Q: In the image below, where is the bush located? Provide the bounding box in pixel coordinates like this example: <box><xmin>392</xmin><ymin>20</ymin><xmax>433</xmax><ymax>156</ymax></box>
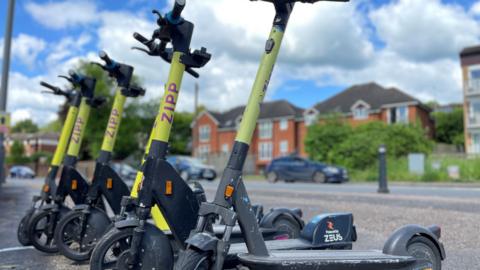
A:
<box><xmin>306</xmin><ymin>120</ymin><xmax>434</xmax><ymax>170</ymax></box>
<box><xmin>7</xmin><ymin>140</ymin><xmax>30</xmax><ymax>165</ymax></box>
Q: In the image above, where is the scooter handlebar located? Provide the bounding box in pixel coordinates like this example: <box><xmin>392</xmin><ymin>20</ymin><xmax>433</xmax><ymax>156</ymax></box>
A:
<box><xmin>99</xmin><ymin>50</ymin><xmax>114</xmax><ymax>67</ymax></box>
<box><xmin>170</xmin><ymin>0</ymin><xmax>186</xmax><ymax>21</ymax></box>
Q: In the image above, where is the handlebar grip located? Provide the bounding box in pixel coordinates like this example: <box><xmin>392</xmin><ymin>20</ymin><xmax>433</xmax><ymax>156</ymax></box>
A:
<box><xmin>99</xmin><ymin>51</ymin><xmax>114</xmax><ymax>66</ymax></box>
<box><xmin>68</xmin><ymin>70</ymin><xmax>81</xmax><ymax>82</ymax></box>
<box><xmin>40</xmin><ymin>81</ymin><xmax>56</xmax><ymax>90</ymax></box>
<box><xmin>171</xmin><ymin>0</ymin><xmax>186</xmax><ymax>21</ymax></box>
<box><xmin>133</xmin><ymin>32</ymin><xmax>149</xmax><ymax>44</ymax></box>
<box><xmin>186</xmin><ymin>67</ymin><xmax>199</xmax><ymax>78</ymax></box>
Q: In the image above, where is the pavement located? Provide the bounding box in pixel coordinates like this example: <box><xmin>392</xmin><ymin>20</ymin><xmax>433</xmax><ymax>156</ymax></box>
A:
<box><xmin>1</xmin><ymin>178</ymin><xmax>479</xmax><ymax>269</ymax></box>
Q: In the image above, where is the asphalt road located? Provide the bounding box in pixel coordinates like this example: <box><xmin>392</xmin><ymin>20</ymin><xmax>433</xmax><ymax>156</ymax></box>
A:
<box><xmin>1</xmin><ymin>178</ymin><xmax>479</xmax><ymax>269</ymax></box>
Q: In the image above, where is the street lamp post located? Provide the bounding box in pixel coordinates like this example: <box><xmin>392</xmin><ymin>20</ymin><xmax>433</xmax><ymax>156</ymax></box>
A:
<box><xmin>0</xmin><ymin>0</ymin><xmax>16</xmax><ymax>183</ymax></box>
<box><xmin>377</xmin><ymin>144</ymin><xmax>389</xmax><ymax>194</ymax></box>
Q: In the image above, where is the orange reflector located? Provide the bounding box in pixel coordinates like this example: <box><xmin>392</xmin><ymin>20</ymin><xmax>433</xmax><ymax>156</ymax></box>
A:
<box><xmin>224</xmin><ymin>185</ymin><xmax>234</xmax><ymax>198</ymax></box>
<box><xmin>106</xmin><ymin>178</ymin><xmax>113</xmax><ymax>189</ymax></box>
<box><xmin>71</xmin><ymin>179</ymin><xmax>78</xmax><ymax>190</ymax></box>
<box><xmin>43</xmin><ymin>184</ymin><xmax>49</xmax><ymax>192</ymax></box>
<box><xmin>165</xmin><ymin>180</ymin><xmax>173</xmax><ymax>195</ymax></box>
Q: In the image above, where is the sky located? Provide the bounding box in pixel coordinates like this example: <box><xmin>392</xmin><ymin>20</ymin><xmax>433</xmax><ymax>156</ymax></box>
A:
<box><xmin>0</xmin><ymin>0</ymin><xmax>480</xmax><ymax>126</ymax></box>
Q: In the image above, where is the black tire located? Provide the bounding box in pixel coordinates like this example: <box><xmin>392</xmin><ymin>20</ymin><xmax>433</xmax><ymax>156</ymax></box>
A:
<box><xmin>28</xmin><ymin>210</ymin><xmax>59</xmax><ymax>253</ymax></box>
<box><xmin>90</xmin><ymin>227</ymin><xmax>133</xmax><ymax>270</ymax></box>
<box><xmin>272</xmin><ymin>217</ymin><xmax>301</xmax><ymax>240</ymax></box>
<box><xmin>313</xmin><ymin>171</ymin><xmax>326</xmax><ymax>183</ymax></box>
<box><xmin>17</xmin><ymin>214</ymin><xmax>32</xmax><ymax>246</ymax></box>
<box><xmin>407</xmin><ymin>236</ymin><xmax>442</xmax><ymax>270</ymax></box>
<box><xmin>174</xmin><ymin>248</ymin><xmax>211</xmax><ymax>270</ymax></box>
<box><xmin>266</xmin><ymin>172</ymin><xmax>278</xmax><ymax>183</ymax></box>
<box><xmin>54</xmin><ymin>210</ymin><xmax>98</xmax><ymax>261</ymax></box>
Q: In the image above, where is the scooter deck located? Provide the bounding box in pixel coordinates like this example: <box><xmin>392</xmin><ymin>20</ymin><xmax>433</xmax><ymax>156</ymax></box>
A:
<box><xmin>229</xmin><ymin>238</ymin><xmax>350</xmax><ymax>254</ymax></box>
<box><xmin>237</xmin><ymin>250</ymin><xmax>416</xmax><ymax>270</ymax></box>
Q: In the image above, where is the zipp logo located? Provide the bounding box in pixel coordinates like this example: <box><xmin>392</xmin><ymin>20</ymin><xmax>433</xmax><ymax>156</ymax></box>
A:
<box><xmin>71</xmin><ymin>117</ymin><xmax>85</xmax><ymax>144</ymax></box>
<box><xmin>105</xmin><ymin>108</ymin><xmax>120</xmax><ymax>138</ymax></box>
<box><xmin>161</xmin><ymin>83</ymin><xmax>178</xmax><ymax>124</ymax></box>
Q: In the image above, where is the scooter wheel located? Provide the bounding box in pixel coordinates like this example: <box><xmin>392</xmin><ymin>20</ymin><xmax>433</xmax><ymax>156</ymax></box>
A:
<box><xmin>272</xmin><ymin>217</ymin><xmax>301</xmax><ymax>239</ymax></box>
<box><xmin>54</xmin><ymin>210</ymin><xmax>99</xmax><ymax>261</ymax></box>
<box><xmin>174</xmin><ymin>248</ymin><xmax>211</xmax><ymax>270</ymax></box>
<box><xmin>407</xmin><ymin>236</ymin><xmax>442</xmax><ymax>270</ymax></box>
<box><xmin>28</xmin><ymin>210</ymin><xmax>59</xmax><ymax>253</ymax></box>
<box><xmin>90</xmin><ymin>227</ymin><xmax>133</xmax><ymax>270</ymax></box>
<box><xmin>17</xmin><ymin>214</ymin><xmax>32</xmax><ymax>246</ymax></box>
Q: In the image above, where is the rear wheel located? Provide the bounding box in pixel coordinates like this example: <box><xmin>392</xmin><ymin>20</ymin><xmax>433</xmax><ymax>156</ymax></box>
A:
<box><xmin>313</xmin><ymin>171</ymin><xmax>326</xmax><ymax>183</ymax></box>
<box><xmin>90</xmin><ymin>227</ymin><xmax>133</xmax><ymax>270</ymax></box>
<box><xmin>17</xmin><ymin>214</ymin><xmax>32</xmax><ymax>246</ymax></box>
<box><xmin>407</xmin><ymin>236</ymin><xmax>442</xmax><ymax>270</ymax></box>
<box><xmin>272</xmin><ymin>217</ymin><xmax>301</xmax><ymax>240</ymax></box>
<box><xmin>174</xmin><ymin>248</ymin><xmax>211</xmax><ymax>270</ymax></box>
<box><xmin>267</xmin><ymin>172</ymin><xmax>278</xmax><ymax>183</ymax></box>
<box><xmin>28</xmin><ymin>210</ymin><xmax>58</xmax><ymax>253</ymax></box>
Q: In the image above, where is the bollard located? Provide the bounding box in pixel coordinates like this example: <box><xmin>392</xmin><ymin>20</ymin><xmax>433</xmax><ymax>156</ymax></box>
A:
<box><xmin>377</xmin><ymin>144</ymin><xmax>389</xmax><ymax>194</ymax></box>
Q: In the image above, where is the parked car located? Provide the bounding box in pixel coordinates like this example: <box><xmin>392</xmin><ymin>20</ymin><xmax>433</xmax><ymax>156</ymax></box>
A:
<box><xmin>9</xmin><ymin>166</ymin><xmax>35</xmax><ymax>179</ymax></box>
<box><xmin>111</xmin><ymin>163</ymin><xmax>138</xmax><ymax>188</ymax></box>
<box><xmin>265</xmin><ymin>156</ymin><xmax>348</xmax><ymax>183</ymax></box>
<box><xmin>167</xmin><ymin>155</ymin><xmax>217</xmax><ymax>181</ymax></box>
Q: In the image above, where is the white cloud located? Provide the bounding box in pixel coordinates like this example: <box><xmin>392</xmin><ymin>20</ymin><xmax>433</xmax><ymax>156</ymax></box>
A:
<box><xmin>371</xmin><ymin>0</ymin><xmax>480</xmax><ymax>62</ymax></box>
<box><xmin>0</xmin><ymin>34</ymin><xmax>46</xmax><ymax>69</ymax></box>
<box><xmin>471</xmin><ymin>1</ymin><xmax>480</xmax><ymax>15</ymax></box>
<box><xmin>25</xmin><ymin>0</ymin><xmax>98</xmax><ymax>29</ymax></box>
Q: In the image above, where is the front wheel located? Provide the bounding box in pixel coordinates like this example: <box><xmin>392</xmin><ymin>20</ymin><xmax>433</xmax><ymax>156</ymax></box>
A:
<box><xmin>90</xmin><ymin>227</ymin><xmax>133</xmax><ymax>270</ymax></box>
<box><xmin>28</xmin><ymin>210</ymin><xmax>58</xmax><ymax>253</ymax></box>
<box><xmin>407</xmin><ymin>236</ymin><xmax>442</xmax><ymax>270</ymax></box>
<box><xmin>313</xmin><ymin>171</ymin><xmax>326</xmax><ymax>183</ymax></box>
<box><xmin>17</xmin><ymin>214</ymin><xmax>32</xmax><ymax>246</ymax></box>
<box><xmin>266</xmin><ymin>172</ymin><xmax>278</xmax><ymax>183</ymax></box>
<box><xmin>174</xmin><ymin>248</ymin><xmax>211</xmax><ymax>270</ymax></box>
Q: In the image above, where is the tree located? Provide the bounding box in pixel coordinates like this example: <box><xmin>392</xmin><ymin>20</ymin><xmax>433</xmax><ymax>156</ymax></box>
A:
<box><xmin>11</xmin><ymin>119</ymin><xmax>39</xmax><ymax>133</ymax></box>
<box><xmin>304</xmin><ymin>115</ymin><xmax>352</xmax><ymax>163</ymax></box>
<box><xmin>432</xmin><ymin>108</ymin><xmax>464</xmax><ymax>146</ymax></box>
<box><xmin>7</xmin><ymin>140</ymin><xmax>29</xmax><ymax>165</ymax></box>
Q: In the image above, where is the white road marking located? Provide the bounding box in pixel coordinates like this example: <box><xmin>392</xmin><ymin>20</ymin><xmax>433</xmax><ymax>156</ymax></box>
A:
<box><xmin>0</xmin><ymin>246</ymin><xmax>34</xmax><ymax>253</ymax></box>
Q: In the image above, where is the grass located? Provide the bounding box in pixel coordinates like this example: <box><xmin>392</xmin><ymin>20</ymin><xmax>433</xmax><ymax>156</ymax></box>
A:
<box><xmin>350</xmin><ymin>155</ymin><xmax>480</xmax><ymax>183</ymax></box>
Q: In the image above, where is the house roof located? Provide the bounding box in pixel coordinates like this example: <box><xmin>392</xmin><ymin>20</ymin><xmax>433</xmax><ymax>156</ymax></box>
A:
<box><xmin>205</xmin><ymin>100</ymin><xmax>304</xmax><ymax>129</ymax></box>
<box><xmin>460</xmin><ymin>45</ymin><xmax>480</xmax><ymax>58</ymax></box>
<box><xmin>8</xmin><ymin>132</ymin><xmax>59</xmax><ymax>141</ymax></box>
<box><xmin>312</xmin><ymin>82</ymin><xmax>421</xmax><ymax>114</ymax></box>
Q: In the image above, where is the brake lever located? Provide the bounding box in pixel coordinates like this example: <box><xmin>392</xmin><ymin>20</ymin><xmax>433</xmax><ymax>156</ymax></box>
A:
<box><xmin>58</xmin><ymin>75</ymin><xmax>73</xmax><ymax>83</ymax></box>
<box><xmin>91</xmin><ymin>62</ymin><xmax>106</xmax><ymax>70</ymax></box>
<box><xmin>131</xmin><ymin>46</ymin><xmax>155</xmax><ymax>55</ymax></box>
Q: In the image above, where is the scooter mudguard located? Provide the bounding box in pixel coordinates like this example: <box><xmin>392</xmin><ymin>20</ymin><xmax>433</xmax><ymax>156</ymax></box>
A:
<box><xmin>184</xmin><ymin>232</ymin><xmax>218</xmax><ymax>252</ymax></box>
<box><xmin>120</xmin><ymin>223</ymin><xmax>174</xmax><ymax>270</ymax></box>
<box><xmin>81</xmin><ymin>207</ymin><xmax>111</xmax><ymax>243</ymax></box>
<box><xmin>260</xmin><ymin>208</ymin><xmax>304</xmax><ymax>229</ymax></box>
<box><xmin>383</xmin><ymin>224</ymin><xmax>446</xmax><ymax>260</ymax></box>
<box><xmin>301</xmin><ymin>213</ymin><xmax>356</xmax><ymax>246</ymax></box>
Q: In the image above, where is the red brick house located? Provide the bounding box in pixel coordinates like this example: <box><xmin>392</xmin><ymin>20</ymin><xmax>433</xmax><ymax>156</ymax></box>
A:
<box><xmin>192</xmin><ymin>83</ymin><xmax>434</xmax><ymax>172</ymax></box>
<box><xmin>192</xmin><ymin>100</ymin><xmax>304</xmax><ymax>172</ymax></box>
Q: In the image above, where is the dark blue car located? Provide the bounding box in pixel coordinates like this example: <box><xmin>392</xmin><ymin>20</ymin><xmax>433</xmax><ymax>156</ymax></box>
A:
<box><xmin>167</xmin><ymin>155</ymin><xmax>217</xmax><ymax>181</ymax></box>
<box><xmin>265</xmin><ymin>156</ymin><xmax>348</xmax><ymax>183</ymax></box>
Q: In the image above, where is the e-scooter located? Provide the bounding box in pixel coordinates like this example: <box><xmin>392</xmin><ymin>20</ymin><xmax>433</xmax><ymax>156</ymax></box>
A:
<box><xmin>90</xmin><ymin>1</ymin><xmax>356</xmax><ymax>270</ymax></box>
<box><xmin>53</xmin><ymin>51</ymin><xmax>146</xmax><ymax>261</ymax></box>
<box><xmin>17</xmin><ymin>81</ymin><xmax>80</xmax><ymax>246</ymax></box>
<box><xmin>27</xmin><ymin>71</ymin><xmax>106</xmax><ymax>253</ymax></box>
<box><xmin>176</xmin><ymin>1</ymin><xmax>445</xmax><ymax>270</ymax></box>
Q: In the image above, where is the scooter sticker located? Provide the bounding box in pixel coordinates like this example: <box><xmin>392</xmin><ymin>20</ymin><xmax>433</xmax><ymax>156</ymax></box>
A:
<box><xmin>323</xmin><ymin>221</ymin><xmax>343</xmax><ymax>243</ymax></box>
<box><xmin>161</xmin><ymin>83</ymin><xmax>178</xmax><ymax>124</ymax></box>
<box><xmin>105</xmin><ymin>108</ymin><xmax>120</xmax><ymax>138</ymax></box>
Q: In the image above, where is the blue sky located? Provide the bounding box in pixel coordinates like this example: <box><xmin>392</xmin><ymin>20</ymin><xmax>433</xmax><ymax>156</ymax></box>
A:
<box><xmin>1</xmin><ymin>0</ymin><xmax>480</xmax><ymax>125</ymax></box>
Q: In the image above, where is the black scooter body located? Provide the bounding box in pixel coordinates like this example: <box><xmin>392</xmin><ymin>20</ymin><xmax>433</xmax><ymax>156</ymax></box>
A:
<box><xmin>57</xmin><ymin>165</ymin><xmax>90</xmax><ymax>205</ymax></box>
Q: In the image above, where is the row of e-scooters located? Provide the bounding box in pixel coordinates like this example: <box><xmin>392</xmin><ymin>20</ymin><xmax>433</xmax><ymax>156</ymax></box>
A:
<box><xmin>17</xmin><ymin>0</ymin><xmax>446</xmax><ymax>269</ymax></box>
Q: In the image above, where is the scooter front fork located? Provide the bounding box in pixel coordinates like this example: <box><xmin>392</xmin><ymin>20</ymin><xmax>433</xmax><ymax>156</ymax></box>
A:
<box><xmin>214</xmin><ymin>225</ymin><xmax>233</xmax><ymax>270</ymax></box>
<box><xmin>126</xmin><ymin>206</ymin><xmax>150</xmax><ymax>266</ymax></box>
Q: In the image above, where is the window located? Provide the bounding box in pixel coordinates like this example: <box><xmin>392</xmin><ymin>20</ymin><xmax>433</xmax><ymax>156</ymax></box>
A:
<box><xmin>259</xmin><ymin>121</ymin><xmax>273</xmax><ymax>139</ymax></box>
<box><xmin>469</xmin><ymin>100</ymin><xmax>480</xmax><ymax>125</ymax></box>
<box><xmin>198</xmin><ymin>145</ymin><xmax>210</xmax><ymax>162</ymax></box>
<box><xmin>258</xmin><ymin>142</ymin><xmax>273</xmax><ymax>161</ymax></box>
<box><xmin>305</xmin><ymin>111</ymin><xmax>317</xmax><ymax>126</ymax></box>
<box><xmin>353</xmin><ymin>105</ymin><xmax>369</xmax><ymax>120</ymax></box>
<box><xmin>199</xmin><ymin>125</ymin><xmax>210</xmax><ymax>142</ymax></box>
<box><xmin>279</xmin><ymin>119</ymin><xmax>288</xmax><ymax>130</ymax></box>
<box><xmin>389</xmin><ymin>106</ymin><xmax>409</xmax><ymax>124</ymax></box>
<box><xmin>280</xmin><ymin>140</ymin><xmax>288</xmax><ymax>155</ymax></box>
<box><xmin>221</xmin><ymin>143</ymin><xmax>229</xmax><ymax>154</ymax></box>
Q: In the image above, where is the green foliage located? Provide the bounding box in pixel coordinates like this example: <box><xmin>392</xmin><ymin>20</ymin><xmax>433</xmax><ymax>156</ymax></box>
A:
<box><xmin>304</xmin><ymin>116</ymin><xmax>352</xmax><ymax>163</ymax></box>
<box><xmin>41</xmin><ymin>119</ymin><xmax>62</xmax><ymax>132</ymax></box>
<box><xmin>306</xmin><ymin>120</ymin><xmax>434</xmax><ymax>170</ymax></box>
<box><xmin>11</xmin><ymin>119</ymin><xmax>39</xmax><ymax>133</ymax></box>
<box><xmin>30</xmin><ymin>151</ymin><xmax>53</xmax><ymax>164</ymax></box>
<box><xmin>432</xmin><ymin>108</ymin><xmax>464</xmax><ymax>146</ymax></box>
<box><xmin>170</xmin><ymin>112</ymin><xmax>194</xmax><ymax>155</ymax></box>
<box><xmin>7</xmin><ymin>140</ymin><xmax>30</xmax><ymax>165</ymax></box>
